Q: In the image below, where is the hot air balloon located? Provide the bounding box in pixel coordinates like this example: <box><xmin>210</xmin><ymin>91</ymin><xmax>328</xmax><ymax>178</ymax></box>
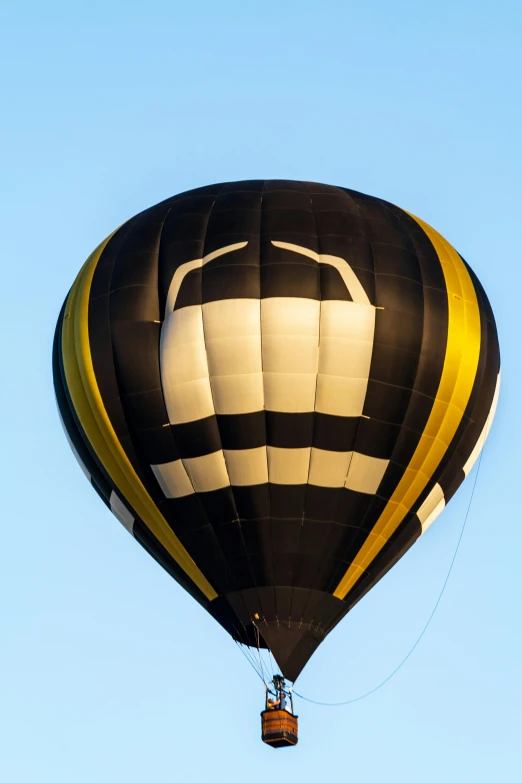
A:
<box><xmin>53</xmin><ymin>180</ymin><xmax>499</xmax><ymax>747</ymax></box>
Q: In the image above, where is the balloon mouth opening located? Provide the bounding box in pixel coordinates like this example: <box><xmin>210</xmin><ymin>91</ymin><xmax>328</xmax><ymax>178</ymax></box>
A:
<box><xmin>208</xmin><ymin>588</ymin><xmax>348</xmax><ymax>681</ymax></box>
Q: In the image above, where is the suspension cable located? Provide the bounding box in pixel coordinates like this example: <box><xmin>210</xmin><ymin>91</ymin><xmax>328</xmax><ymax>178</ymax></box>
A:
<box><xmin>255</xmin><ymin>624</ymin><xmax>270</xmax><ymax>685</ymax></box>
<box><xmin>268</xmin><ymin>647</ymin><xmax>275</xmax><ymax>680</ymax></box>
<box><xmin>294</xmin><ymin>449</ymin><xmax>484</xmax><ymax>707</ymax></box>
<box><xmin>235</xmin><ymin>640</ymin><xmax>265</xmax><ymax>683</ymax></box>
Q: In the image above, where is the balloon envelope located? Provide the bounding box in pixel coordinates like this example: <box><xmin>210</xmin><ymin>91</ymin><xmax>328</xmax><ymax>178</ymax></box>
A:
<box><xmin>53</xmin><ymin>181</ymin><xmax>500</xmax><ymax>680</ymax></box>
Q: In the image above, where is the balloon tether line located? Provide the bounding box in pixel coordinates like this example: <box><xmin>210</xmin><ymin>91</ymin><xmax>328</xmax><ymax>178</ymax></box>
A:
<box><xmin>293</xmin><ymin>448</ymin><xmax>485</xmax><ymax>708</ymax></box>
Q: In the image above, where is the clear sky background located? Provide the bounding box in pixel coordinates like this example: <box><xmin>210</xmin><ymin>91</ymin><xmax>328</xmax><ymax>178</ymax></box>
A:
<box><xmin>1</xmin><ymin>1</ymin><xmax>521</xmax><ymax>780</ymax></box>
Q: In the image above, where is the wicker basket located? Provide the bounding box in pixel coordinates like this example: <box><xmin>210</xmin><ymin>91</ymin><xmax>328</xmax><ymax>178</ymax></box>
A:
<box><xmin>261</xmin><ymin>709</ymin><xmax>298</xmax><ymax>748</ymax></box>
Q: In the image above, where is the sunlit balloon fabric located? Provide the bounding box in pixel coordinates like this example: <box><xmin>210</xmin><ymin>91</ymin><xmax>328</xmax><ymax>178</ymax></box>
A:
<box><xmin>53</xmin><ymin>181</ymin><xmax>500</xmax><ymax>680</ymax></box>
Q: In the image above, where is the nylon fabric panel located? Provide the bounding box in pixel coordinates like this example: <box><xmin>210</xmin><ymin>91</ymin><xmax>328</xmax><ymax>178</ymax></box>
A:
<box><xmin>166</xmin><ymin>242</ymin><xmax>248</xmax><ymax>313</ymax></box>
<box><xmin>184</xmin><ymin>451</ymin><xmax>230</xmax><ymax>493</ymax></box>
<box><xmin>57</xmin><ymin>303</ymin><xmax>212</xmax><ymax>608</ymax></box>
<box><xmin>272</xmin><ymin>241</ymin><xmax>371</xmax><ymax>304</ymax></box>
<box><xmin>61</xmin><ymin>233</ymin><xmax>218</xmax><ymax>601</ymax></box>
<box><xmin>417</xmin><ymin>483</ymin><xmax>445</xmax><ymax>532</ymax></box>
<box><xmin>326</xmin><ymin>204</ymin><xmax>451</xmax><ymax>595</ymax></box>
<box><xmin>308</xmin><ymin>449</ymin><xmax>353</xmax><ymax>488</ymax></box>
<box><xmin>383</xmin><ymin>239</ymin><xmax>500</xmax><ymax>545</ymax></box>
<box><xmin>298</xmin><ymin>186</ymin><xmax>369</xmax><ymax>598</ymax></box>
<box><xmin>110</xmin><ymin>492</ymin><xmax>135</xmax><ymax>533</ymax></box>
<box><xmin>161</xmin><ymin>305</ymin><xmax>215</xmax><ymax>422</ymax></box>
<box><xmin>311</xmin><ymin>192</ymin><xmax>448</xmax><ymax>596</ymax></box>
<box><xmin>334</xmin><ymin>211</ymin><xmax>482</xmax><ymax>600</ymax></box>
<box><xmin>101</xmin><ymin>201</ymin><xmax>240</xmax><ymax>596</ymax></box>
<box><xmin>196</xmin><ymin>200</ymin><xmax>262</xmax><ymax>596</ymax></box>
<box><xmin>316</xmin><ymin>301</ymin><xmax>375</xmax><ymax>417</ymax></box>
<box><xmin>88</xmin><ymin>223</ymin><xmax>153</xmax><ymax>478</ymax></box>
<box><xmin>345</xmin><ymin>452</ymin><xmax>389</xmax><ymax>494</ymax></box>
<box><xmin>87</xmin><ymin>209</ymin><xmax>237</xmax><ymax>596</ymax></box>
<box><xmin>462</xmin><ymin>372</ymin><xmax>500</xmax><ymax>476</ymax></box>
<box><xmin>223</xmin><ymin>447</ymin><xmax>269</xmax><ymax>485</ymax></box>
<box><xmin>53</xmin><ymin>307</ymin><xmax>112</xmax><ymax>506</ymax></box>
<box><xmin>151</xmin><ymin>460</ymin><xmax>195</xmax><ymax>498</ymax></box>
<box><xmin>427</xmin><ymin>265</ymin><xmax>500</xmax><ymax>503</ymax></box>
<box><xmin>261</xmin><ymin>297</ymin><xmax>320</xmax><ymax>413</ymax></box>
<box><xmin>204</xmin><ymin>298</ymin><xmax>264</xmax><ymax>415</ymax></box>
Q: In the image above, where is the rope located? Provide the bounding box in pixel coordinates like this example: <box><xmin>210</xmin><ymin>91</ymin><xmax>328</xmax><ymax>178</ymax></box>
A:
<box><xmin>235</xmin><ymin>640</ymin><xmax>265</xmax><ymax>684</ymax></box>
<box><xmin>268</xmin><ymin>648</ymin><xmax>276</xmax><ymax>680</ymax></box>
<box><xmin>294</xmin><ymin>448</ymin><xmax>484</xmax><ymax>707</ymax></box>
<box><xmin>237</xmin><ymin>628</ymin><xmax>276</xmax><ymax>686</ymax></box>
<box><xmin>255</xmin><ymin>625</ymin><xmax>270</xmax><ymax>685</ymax></box>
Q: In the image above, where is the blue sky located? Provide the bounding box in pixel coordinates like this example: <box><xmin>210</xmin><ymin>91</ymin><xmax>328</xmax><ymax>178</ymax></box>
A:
<box><xmin>1</xmin><ymin>1</ymin><xmax>521</xmax><ymax>780</ymax></box>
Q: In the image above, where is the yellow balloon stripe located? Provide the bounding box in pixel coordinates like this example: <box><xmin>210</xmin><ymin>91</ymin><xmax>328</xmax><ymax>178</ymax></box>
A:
<box><xmin>333</xmin><ymin>213</ymin><xmax>481</xmax><ymax>600</ymax></box>
<box><xmin>61</xmin><ymin>236</ymin><xmax>218</xmax><ymax>601</ymax></box>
